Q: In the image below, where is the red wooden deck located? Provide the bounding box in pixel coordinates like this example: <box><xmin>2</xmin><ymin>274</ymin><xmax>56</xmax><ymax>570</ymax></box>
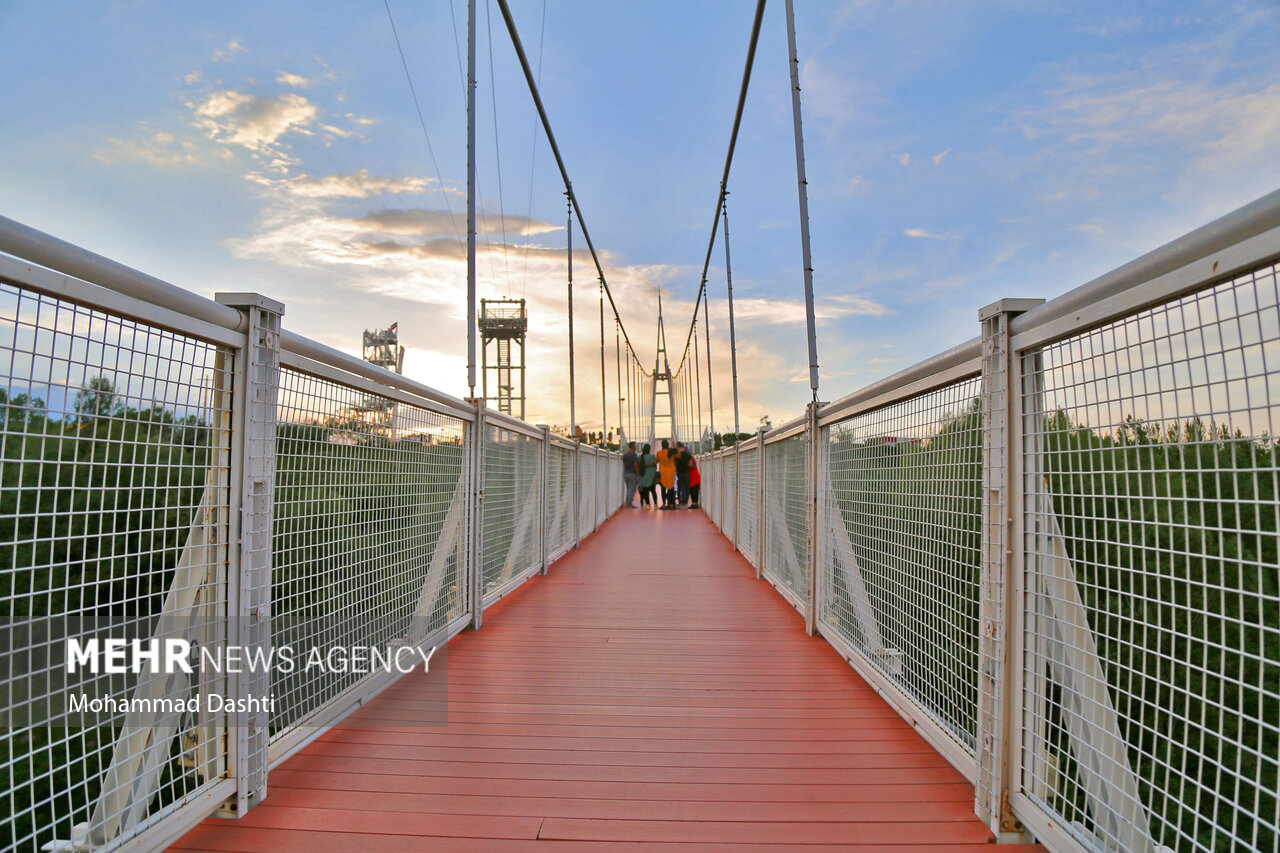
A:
<box><xmin>172</xmin><ymin>507</ymin><xmax>1044</xmax><ymax>852</ymax></box>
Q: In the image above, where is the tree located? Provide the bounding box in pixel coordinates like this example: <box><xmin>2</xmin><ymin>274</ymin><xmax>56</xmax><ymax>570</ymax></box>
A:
<box><xmin>714</xmin><ymin>431</ymin><xmax>754</xmax><ymax>449</ymax></box>
<box><xmin>73</xmin><ymin>376</ymin><xmax>117</xmax><ymax>422</ymax></box>
<box><xmin>1</xmin><ymin>390</ymin><xmax>47</xmax><ymax>429</ymax></box>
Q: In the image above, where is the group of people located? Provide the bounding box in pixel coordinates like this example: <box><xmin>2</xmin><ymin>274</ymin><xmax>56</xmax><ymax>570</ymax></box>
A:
<box><xmin>622</xmin><ymin>439</ymin><xmax>700</xmax><ymax>510</ymax></box>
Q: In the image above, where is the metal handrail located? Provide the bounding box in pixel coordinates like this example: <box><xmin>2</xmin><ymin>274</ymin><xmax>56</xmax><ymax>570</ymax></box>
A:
<box><xmin>0</xmin><ymin>215</ymin><xmax>245</xmax><ymax>331</ymax></box>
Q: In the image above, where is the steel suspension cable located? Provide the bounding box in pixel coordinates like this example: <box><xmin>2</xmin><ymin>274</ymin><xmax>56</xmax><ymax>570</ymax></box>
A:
<box><xmin>384</xmin><ymin>0</ymin><xmax>462</xmax><ymax>245</ymax></box>
<box><xmin>467</xmin><ymin>0</ymin><xmax>477</xmax><ymax>395</ymax></box>
<box><xmin>520</xmin><ymin>0</ymin><xmax>549</xmax><ymax>297</ymax></box>
<box><xmin>693</xmin><ymin>323</ymin><xmax>703</xmax><ymax>449</ymax></box>
<box><xmin>615</xmin><ymin>319</ymin><xmax>623</xmax><ymax>443</ymax></box>
<box><xmin>484</xmin><ymin>0</ymin><xmax>511</xmax><ymax>291</ymax></box>
<box><xmin>599</xmin><ymin>277</ymin><xmax>606</xmax><ymax>442</ymax></box>
<box><xmin>703</xmin><ymin>278</ymin><xmax>715</xmax><ymax>447</ymax></box>
<box><xmin>723</xmin><ymin>193</ymin><xmax>741</xmax><ymax>436</ymax></box>
<box><xmin>566</xmin><ymin>194</ymin><xmax>575</xmax><ymax>433</ymax></box>
<box><xmin>785</xmin><ymin>0</ymin><xmax>820</xmax><ymax>399</ymax></box>
<box><xmin>669</xmin><ymin>0</ymin><xmax>767</xmax><ymax>378</ymax></box>
<box><xmin>493</xmin><ymin>0</ymin><xmax>651</xmax><ymax>372</ymax></box>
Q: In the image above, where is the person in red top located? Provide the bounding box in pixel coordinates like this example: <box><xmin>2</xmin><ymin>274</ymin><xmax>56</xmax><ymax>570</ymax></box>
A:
<box><xmin>687</xmin><ymin>453</ymin><xmax>701</xmax><ymax>508</ymax></box>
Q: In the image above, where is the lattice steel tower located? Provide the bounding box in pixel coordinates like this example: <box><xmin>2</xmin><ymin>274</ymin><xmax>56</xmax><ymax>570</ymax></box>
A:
<box><xmin>648</xmin><ymin>291</ymin><xmax>675</xmax><ymax>445</ymax></box>
<box><xmin>359</xmin><ymin>324</ymin><xmax>405</xmax><ymax>437</ymax></box>
<box><xmin>479</xmin><ymin>299</ymin><xmax>528</xmax><ymax>419</ymax></box>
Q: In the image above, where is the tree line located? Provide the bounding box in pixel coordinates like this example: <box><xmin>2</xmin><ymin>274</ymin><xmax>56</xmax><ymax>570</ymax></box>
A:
<box><xmin>824</xmin><ymin>398</ymin><xmax>1277</xmax><ymax>852</ymax></box>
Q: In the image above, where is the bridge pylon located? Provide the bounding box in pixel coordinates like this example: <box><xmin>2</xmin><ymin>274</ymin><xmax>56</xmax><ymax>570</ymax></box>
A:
<box><xmin>648</xmin><ymin>290</ymin><xmax>676</xmax><ymax>448</ymax></box>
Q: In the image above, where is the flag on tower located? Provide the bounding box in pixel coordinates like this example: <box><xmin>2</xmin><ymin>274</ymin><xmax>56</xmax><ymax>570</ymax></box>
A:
<box><xmin>389</xmin><ymin>323</ymin><xmax>398</xmax><ymax>334</ymax></box>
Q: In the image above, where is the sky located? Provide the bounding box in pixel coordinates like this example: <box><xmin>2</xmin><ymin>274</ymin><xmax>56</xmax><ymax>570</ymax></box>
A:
<box><xmin>2</xmin><ymin>0</ymin><xmax>1279</xmax><ymax>433</ymax></box>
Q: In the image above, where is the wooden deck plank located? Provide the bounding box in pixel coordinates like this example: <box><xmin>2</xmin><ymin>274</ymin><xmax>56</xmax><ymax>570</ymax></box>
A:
<box><xmin>253</xmin><ymin>787</ymin><xmax>982</xmax><ymax>822</ymax></box>
<box><xmin>539</xmin><ymin>817</ymin><xmax>997</xmax><ymax>845</ymax></box>
<box><xmin>172</xmin><ymin>824</ymin><xmax>1049</xmax><ymax>853</ymax></box>
<box><xmin>309</xmin><ymin>722</ymin><xmax>931</xmax><ymax>742</ymax></box>
<box><xmin>277</xmin><ymin>753</ymin><xmax>967</xmax><ymax>785</ymax></box>
<box><xmin>170</xmin><ymin>508</ymin><xmax>1043</xmax><ymax>851</ymax></box>
<box><xmin>290</xmin><ymin>740</ymin><xmax>953</xmax><ymax>770</ymax></box>
<box><xmin>266</xmin><ymin>769</ymin><xmax>977</xmax><ymax>802</ymax></box>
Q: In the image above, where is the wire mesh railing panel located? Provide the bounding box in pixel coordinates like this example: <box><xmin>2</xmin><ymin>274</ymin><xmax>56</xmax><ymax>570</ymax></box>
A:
<box><xmin>710</xmin><ymin>452</ymin><xmax>723</xmax><ymax>529</ymax></box>
<box><xmin>270</xmin><ymin>369</ymin><xmax>468</xmax><ymax>738</ymax></box>
<box><xmin>722</xmin><ymin>453</ymin><xmax>738</xmax><ymax>543</ymax></box>
<box><xmin>709</xmin><ymin>454</ymin><xmax>720</xmax><ymax>528</ymax></box>
<box><xmin>614</xmin><ymin>455</ymin><xmax>621</xmax><ymax>513</ymax></box>
<box><xmin>481</xmin><ymin>426</ymin><xmax>542</xmax><ymax>597</ymax></box>
<box><xmin>712</xmin><ymin>454</ymin><xmax>722</xmax><ymax>520</ymax></box>
<box><xmin>819</xmin><ymin>377</ymin><xmax>983</xmax><ymax>754</ymax></box>
<box><xmin>764</xmin><ymin>435</ymin><xmax>810</xmax><ymax>607</ymax></box>
<box><xmin>547</xmin><ymin>444</ymin><xmax>572</xmax><ymax>557</ymax></box>
<box><xmin>603</xmin><ymin>453</ymin><xmax>615</xmax><ymax>519</ymax></box>
<box><xmin>578</xmin><ymin>451</ymin><xmax>596</xmax><ymax>535</ymax></box>
<box><xmin>736</xmin><ymin>448</ymin><xmax>760</xmax><ymax>567</ymax></box>
<box><xmin>1020</xmin><ymin>262</ymin><xmax>1280</xmax><ymax>853</ymax></box>
<box><xmin>704</xmin><ymin>455</ymin><xmax>715</xmax><ymax>518</ymax></box>
<box><xmin>0</xmin><ymin>282</ymin><xmax>232</xmax><ymax>851</ymax></box>
<box><xmin>597</xmin><ymin>456</ymin><xmax>609</xmax><ymax>526</ymax></box>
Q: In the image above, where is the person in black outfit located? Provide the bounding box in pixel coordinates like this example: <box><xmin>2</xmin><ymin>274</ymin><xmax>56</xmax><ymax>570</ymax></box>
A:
<box><xmin>673</xmin><ymin>442</ymin><xmax>693</xmax><ymax>507</ymax></box>
<box><xmin>622</xmin><ymin>441</ymin><xmax>640</xmax><ymax>507</ymax></box>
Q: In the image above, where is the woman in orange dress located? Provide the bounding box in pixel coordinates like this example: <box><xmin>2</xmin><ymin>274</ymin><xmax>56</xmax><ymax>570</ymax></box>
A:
<box><xmin>655</xmin><ymin>439</ymin><xmax>677</xmax><ymax>509</ymax></box>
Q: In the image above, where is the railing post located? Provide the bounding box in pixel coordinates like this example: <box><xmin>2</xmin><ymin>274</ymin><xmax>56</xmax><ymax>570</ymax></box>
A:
<box><xmin>718</xmin><ymin>451</ymin><xmax>727</xmax><ymax>532</ymax></box>
<box><xmin>593</xmin><ymin>447</ymin><xmax>601</xmax><ymax>532</ymax></box>
<box><xmin>804</xmin><ymin>401</ymin><xmax>821</xmax><ymax>635</ymax></box>
<box><xmin>469</xmin><ymin>399</ymin><xmax>486</xmax><ymax>629</ymax></box>
<box><xmin>756</xmin><ymin>425</ymin><xmax>767</xmax><ymax>579</ymax></box>
<box><xmin>213</xmin><ymin>292</ymin><xmax>283</xmax><ymax>819</ymax></box>
<box><xmin>975</xmin><ymin>298</ymin><xmax>1043</xmax><ymax>841</ymax></box>
<box><xmin>732</xmin><ymin>440</ymin><xmax>741</xmax><ymax>551</ymax></box>
<box><xmin>538</xmin><ymin>425</ymin><xmax>551</xmax><ymax>574</ymax></box>
<box><xmin>572</xmin><ymin>439</ymin><xmax>582</xmax><ymax>547</ymax></box>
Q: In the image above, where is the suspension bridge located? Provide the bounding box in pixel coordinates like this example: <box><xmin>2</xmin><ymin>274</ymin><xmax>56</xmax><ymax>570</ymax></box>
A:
<box><xmin>2</xmin><ymin>1</ymin><xmax>1279</xmax><ymax>852</ymax></box>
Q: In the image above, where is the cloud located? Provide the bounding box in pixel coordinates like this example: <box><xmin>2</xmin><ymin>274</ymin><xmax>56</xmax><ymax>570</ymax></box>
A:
<box><xmin>799</xmin><ymin>55</ymin><xmax>880</xmax><ymax>128</ymax></box>
<box><xmin>282</xmin><ymin>169</ymin><xmax>434</xmax><ymax>199</ymax></box>
<box><xmin>229</xmin><ymin>190</ymin><xmax>570</xmax><ymax>281</ymax></box>
<box><xmin>932</xmin><ymin>149</ymin><xmax>950</xmax><ymax>165</ymax></box>
<box><xmin>898</xmin><ymin>152</ymin><xmax>911</xmax><ymax>167</ymax></box>
<box><xmin>191</xmin><ymin>89</ymin><xmax>326</xmax><ymax>173</ymax></box>
<box><xmin>1030</xmin><ymin>77</ymin><xmax>1280</xmax><ymax>160</ymax></box>
<box><xmin>842</xmin><ymin>175</ymin><xmax>865</xmax><ymax>195</ymax></box>
<box><xmin>825</xmin><ymin>294</ymin><xmax>893</xmax><ymax>316</ymax></box>
<box><xmin>351</xmin><ymin>209</ymin><xmax>459</xmax><ymax>238</ymax></box>
<box><xmin>1086</xmin><ymin>16</ymin><xmax>1145</xmax><ymax>39</ymax></box>
<box><xmin>195</xmin><ymin>90</ymin><xmax>318</xmax><ymax>151</ymax></box>
<box><xmin>93</xmin><ymin>126</ymin><xmax>202</xmax><ymax>168</ymax></box>
<box><xmin>321</xmin><ymin>123</ymin><xmax>362</xmax><ymax>140</ymax></box>
<box><xmin>344</xmin><ymin>208</ymin><xmax>563</xmax><ymax>242</ymax></box>
<box><xmin>903</xmin><ymin>227</ymin><xmax>954</xmax><ymax>239</ymax></box>
<box><xmin>212</xmin><ymin>41</ymin><xmax>245</xmax><ymax>63</ymax></box>
<box><xmin>1011</xmin><ymin>29</ymin><xmax>1280</xmax><ymax>198</ymax></box>
<box><xmin>728</xmin><ymin>294</ymin><xmax>890</xmax><ymax>326</ymax></box>
<box><xmin>350</xmin><ymin>238</ymin><xmax>467</xmax><ymax>263</ymax></box>
<box><xmin>276</xmin><ymin>71</ymin><xmax>314</xmax><ymax>89</ymax></box>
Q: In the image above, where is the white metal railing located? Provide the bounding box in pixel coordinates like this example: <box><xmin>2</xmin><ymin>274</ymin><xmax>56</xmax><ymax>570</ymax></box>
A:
<box><xmin>699</xmin><ymin>188</ymin><xmax>1280</xmax><ymax>853</ymax></box>
<box><xmin>763</xmin><ymin>431</ymin><xmax>810</xmax><ymax>613</ymax></box>
<box><xmin>735</xmin><ymin>442</ymin><xmax>760</xmax><ymax>566</ymax></box>
<box><xmin>821</xmin><ymin>374</ymin><xmax>984</xmax><ymax>763</ymax></box>
<box><xmin>0</xmin><ymin>216</ymin><xmax>622</xmax><ymax>853</ymax></box>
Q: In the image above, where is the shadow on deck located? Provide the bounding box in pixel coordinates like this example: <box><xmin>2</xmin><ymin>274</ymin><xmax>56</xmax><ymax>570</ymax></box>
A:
<box><xmin>171</xmin><ymin>507</ymin><xmax>1046</xmax><ymax>852</ymax></box>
